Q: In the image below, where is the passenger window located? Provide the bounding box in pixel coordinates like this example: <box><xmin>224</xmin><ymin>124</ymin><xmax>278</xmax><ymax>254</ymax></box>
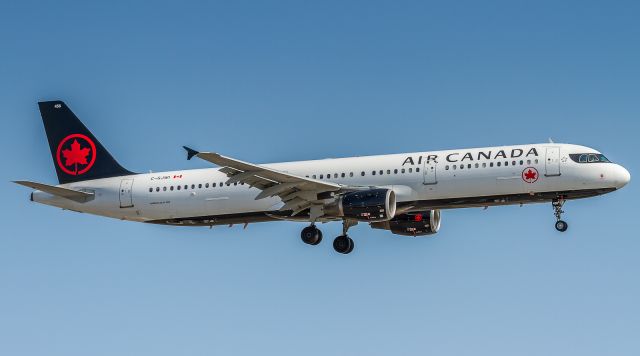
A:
<box><xmin>212</xmin><ymin>183</ymin><xmax>216</xmax><ymax>187</ymax></box>
<box><xmin>349</xmin><ymin>172</ymin><xmax>354</xmax><ymax>177</ymax></box>
<box><xmin>177</xmin><ymin>185</ymin><xmax>181</xmax><ymax>190</ymax></box>
<box><xmin>379</xmin><ymin>170</ymin><xmax>383</xmax><ymax>175</ymax></box>
<box><xmin>497</xmin><ymin>162</ymin><xmax>501</xmax><ymax>167</ymax></box>
<box><xmin>460</xmin><ymin>164</ymin><xmax>464</xmax><ymax>169</ymax></box>
<box><xmin>512</xmin><ymin>161</ymin><xmax>516</xmax><ymax>165</ymax></box>
<box><xmin>219</xmin><ymin>182</ymin><xmax>223</xmax><ymax>187</ymax></box>
<box><xmin>535</xmin><ymin>159</ymin><xmax>539</xmax><ymax>164</ymax></box>
<box><xmin>527</xmin><ymin>160</ymin><xmax>531</xmax><ymax>165</ymax></box>
<box><xmin>416</xmin><ymin>168</ymin><xmax>420</xmax><ymax>172</ymax></box>
<box><xmin>372</xmin><ymin>171</ymin><xmax>376</xmax><ymax>175</ymax></box>
<box><xmin>170</xmin><ymin>186</ymin><xmax>174</xmax><ymax>191</ymax></box>
<box><xmin>445</xmin><ymin>165</ymin><xmax>449</xmax><ymax>170</ymax></box>
<box><xmin>401</xmin><ymin>168</ymin><xmax>405</xmax><ymax>173</ymax></box>
<box><xmin>334</xmin><ymin>173</ymin><xmax>338</xmax><ymax>178</ymax></box>
<box><xmin>341</xmin><ymin>173</ymin><xmax>345</xmax><ymax>178</ymax></box>
<box><xmin>234</xmin><ymin>182</ymin><xmax>238</xmax><ymax>186</ymax></box>
<box><xmin>475</xmin><ymin>163</ymin><xmax>479</xmax><ymax>168</ymax></box>
<box><xmin>163</xmin><ymin>187</ymin><xmax>167</xmax><ymax>191</ymax></box>
<box><xmin>184</xmin><ymin>185</ymin><xmax>188</xmax><ymax>190</ymax></box>
<box><xmin>482</xmin><ymin>163</ymin><xmax>486</xmax><ymax>168</ymax></box>
<box><xmin>505</xmin><ymin>161</ymin><xmax>508</xmax><ymax>166</ymax></box>
<box><xmin>156</xmin><ymin>187</ymin><xmax>160</xmax><ymax>192</ymax></box>
<box><xmin>226</xmin><ymin>183</ymin><xmax>230</xmax><ymax>186</ymax></box>
<box><xmin>394</xmin><ymin>169</ymin><xmax>398</xmax><ymax>174</ymax></box>
<box><xmin>198</xmin><ymin>184</ymin><xmax>202</xmax><ymax>188</ymax></box>
<box><xmin>320</xmin><ymin>174</ymin><xmax>323</xmax><ymax>179</ymax></box>
<box><xmin>148</xmin><ymin>188</ymin><xmax>153</xmax><ymax>192</ymax></box>
<box><xmin>361</xmin><ymin>171</ymin><xmax>365</xmax><ymax>176</ymax></box>
<box><xmin>387</xmin><ymin>169</ymin><xmax>391</xmax><ymax>174</ymax></box>
<box><xmin>312</xmin><ymin>175</ymin><xmax>317</xmax><ymax>179</ymax></box>
<box><xmin>519</xmin><ymin>160</ymin><xmax>523</xmax><ymax>165</ymax></box>
<box><xmin>205</xmin><ymin>183</ymin><xmax>209</xmax><ymax>188</ymax></box>
<box><xmin>467</xmin><ymin>164</ymin><xmax>471</xmax><ymax>169</ymax></box>
<box><xmin>408</xmin><ymin>168</ymin><xmax>413</xmax><ymax>173</ymax></box>
<box><xmin>453</xmin><ymin>165</ymin><xmax>457</xmax><ymax>170</ymax></box>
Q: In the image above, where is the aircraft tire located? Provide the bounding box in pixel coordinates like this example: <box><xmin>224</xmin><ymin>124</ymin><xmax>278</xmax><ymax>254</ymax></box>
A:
<box><xmin>301</xmin><ymin>225</ymin><xmax>322</xmax><ymax>245</ymax></box>
<box><xmin>555</xmin><ymin>220</ymin><xmax>568</xmax><ymax>232</ymax></box>
<box><xmin>333</xmin><ymin>235</ymin><xmax>354</xmax><ymax>254</ymax></box>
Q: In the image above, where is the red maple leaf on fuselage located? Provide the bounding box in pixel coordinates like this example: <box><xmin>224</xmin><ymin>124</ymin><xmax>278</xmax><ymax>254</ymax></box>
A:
<box><xmin>524</xmin><ymin>169</ymin><xmax>537</xmax><ymax>180</ymax></box>
<box><xmin>62</xmin><ymin>139</ymin><xmax>91</xmax><ymax>172</ymax></box>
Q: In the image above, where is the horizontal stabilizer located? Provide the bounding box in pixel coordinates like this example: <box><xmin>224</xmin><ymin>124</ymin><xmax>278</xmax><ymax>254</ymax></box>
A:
<box><xmin>13</xmin><ymin>180</ymin><xmax>95</xmax><ymax>203</ymax></box>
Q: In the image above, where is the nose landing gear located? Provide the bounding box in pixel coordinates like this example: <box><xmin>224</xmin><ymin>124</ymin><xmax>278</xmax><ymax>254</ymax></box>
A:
<box><xmin>552</xmin><ymin>197</ymin><xmax>568</xmax><ymax>232</ymax></box>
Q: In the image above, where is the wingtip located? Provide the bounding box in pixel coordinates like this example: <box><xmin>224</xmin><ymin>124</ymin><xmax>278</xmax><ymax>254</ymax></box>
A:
<box><xmin>183</xmin><ymin>146</ymin><xmax>199</xmax><ymax>160</ymax></box>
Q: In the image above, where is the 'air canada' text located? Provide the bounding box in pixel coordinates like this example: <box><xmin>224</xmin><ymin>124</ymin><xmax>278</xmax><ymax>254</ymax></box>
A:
<box><xmin>402</xmin><ymin>147</ymin><xmax>539</xmax><ymax>166</ymax></box>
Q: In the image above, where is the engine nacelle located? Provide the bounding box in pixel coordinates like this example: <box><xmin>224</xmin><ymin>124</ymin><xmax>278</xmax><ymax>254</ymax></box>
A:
<box><xmin>324</xmin><ymin>188</ymin><xmax>396</xmax><ymax>222</ymax></box>
<box><xmin>370</xmin><ymin>210</ymin><xmax>441</xmax><ymax>236</ymax></box>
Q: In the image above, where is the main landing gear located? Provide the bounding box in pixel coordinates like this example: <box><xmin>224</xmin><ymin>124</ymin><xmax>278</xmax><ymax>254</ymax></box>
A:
<box><xmin>301</xmin><ymin>224</ymin><xmax>322</xmax><ymax>245</ymax></box>
<box><xmin>300</xmin><ymin>219</ymin><xmax>357</xmax><ymax>254</ymax></box>
<box><xmin>552</xmin><ymin>197</ymin><xmax>568</xmax><ymax>232</ymax></box>
<box><xmin>333</xmin><ymin>220</ymin><xmax>357</xmax><ymax>254</ymax></box>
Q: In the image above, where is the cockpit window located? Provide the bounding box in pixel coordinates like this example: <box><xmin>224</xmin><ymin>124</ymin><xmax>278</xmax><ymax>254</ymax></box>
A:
<box><xmin>569</xmin><ymin>153</ymin><xmax>611</xmax><ymax>163</ymax></box>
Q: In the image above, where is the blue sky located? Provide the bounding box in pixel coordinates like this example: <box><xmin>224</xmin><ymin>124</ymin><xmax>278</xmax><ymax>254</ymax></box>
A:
<box><xmin>1</xmin><ymin>1</ymin><xmax>639</xmax><ymax>355</ymax></box>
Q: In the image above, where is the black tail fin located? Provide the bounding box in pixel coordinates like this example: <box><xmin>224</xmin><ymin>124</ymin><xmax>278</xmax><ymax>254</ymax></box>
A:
<box><xmin>38</xmin><ymin>100</ymin><xmax>134</xmax><ymax>184</ymax></box>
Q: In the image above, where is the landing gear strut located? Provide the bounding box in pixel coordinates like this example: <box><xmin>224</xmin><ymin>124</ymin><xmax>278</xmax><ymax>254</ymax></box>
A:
<box><xmin>552</xmin><ymin>197</ymin><xmax>568</xmax><ymax>232</ymax></box>
<box><xmin>333</xmin><ymin>220</ymin><xmax>357</xmax><ymax>254</ymax></box>
<box><xmin>301</xmin><ymin>224</ymin><xmax>322</xmax><ymax>245</ymax></box>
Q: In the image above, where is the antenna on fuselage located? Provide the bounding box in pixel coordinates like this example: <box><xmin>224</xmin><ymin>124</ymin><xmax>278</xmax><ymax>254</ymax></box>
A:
<box><xmin>548</xmin><ymin>137</ymin><xmax>555</xmax><ymax>143</ymax></box>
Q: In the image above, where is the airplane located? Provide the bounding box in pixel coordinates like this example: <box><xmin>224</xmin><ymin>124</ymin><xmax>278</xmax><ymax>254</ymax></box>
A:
<box><xmin>14</xmin><ymin>101</ymin><xmax>631</xmax><ymax>254</ymax></box>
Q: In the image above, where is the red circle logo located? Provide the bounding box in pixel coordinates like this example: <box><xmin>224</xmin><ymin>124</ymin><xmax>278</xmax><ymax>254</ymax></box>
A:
<box><xmin>522</xmin><ymin>167</ymin><xmax>539</xmax><ymax>183</ymax></box>
<box><xmin>56</xmin><ymin>134</ymin><xmax>96</xmax><ymax>175</ymax></box>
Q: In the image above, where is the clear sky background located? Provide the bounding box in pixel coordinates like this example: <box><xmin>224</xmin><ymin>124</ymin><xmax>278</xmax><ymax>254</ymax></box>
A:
<box><xmin>1</xmin><ymin>1</ymin><xmax>638</xmax><ymax>355</ymax></box>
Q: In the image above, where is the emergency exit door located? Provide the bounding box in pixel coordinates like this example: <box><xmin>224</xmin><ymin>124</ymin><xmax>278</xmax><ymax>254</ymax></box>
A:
<box><xmin>545</xmin><ymin>147</ymin><xmax>561</xmax><ymax>176</ymax></box>
<box><xmin>423</xmin><ymin>160</ymin><xmax>437</xmax><ymax>184</ymax></box>
<box><xmin>119</xmin><ymin>178</ymin><xmax>134</xmax><ymax>208</ymax></box>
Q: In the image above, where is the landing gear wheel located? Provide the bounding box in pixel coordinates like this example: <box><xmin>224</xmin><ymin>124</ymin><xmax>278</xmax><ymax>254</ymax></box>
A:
<box><xmin>301</xmin><ymin>225</ymin><xmax>322</xmax><ymax>245</ymax></box>
<box><xmin>555</xmin><ymin>220</ymin><xmax>568</xmax><ymax>232</ymax></box>
<box><xmin>333</xmin><ymin>235</ymin><xmax>354</xmax><ymax>254</ymax></box>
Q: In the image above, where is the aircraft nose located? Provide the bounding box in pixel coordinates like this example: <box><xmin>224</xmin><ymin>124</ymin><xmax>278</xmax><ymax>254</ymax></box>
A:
<box><xmin>614</xmin><ymin>164</ymin><xmax>631</xmax><ymax>189</ymax></box>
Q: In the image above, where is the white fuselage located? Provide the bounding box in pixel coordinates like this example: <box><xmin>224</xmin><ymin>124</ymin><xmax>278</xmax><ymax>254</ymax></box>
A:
<box><xmin>31</xmin><ymin>143</ymin><xmax>630</xmax><ymax>224</ymax></box>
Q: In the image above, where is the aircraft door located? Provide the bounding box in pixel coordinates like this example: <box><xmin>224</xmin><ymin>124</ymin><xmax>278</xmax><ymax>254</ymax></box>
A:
<box><xmin>119</xmin><ymin>178</ymin><xmax>134</xmax><ymax>208</ymax></box>
<box><xmin>423</xmin><ymin>159</ymin><xmax>437</xmax><ymax>184</ymax></box>
<box><xmin>545</xmin><ymin>147</ymin><xmax>561</xmax><ymax>176</ymax></box>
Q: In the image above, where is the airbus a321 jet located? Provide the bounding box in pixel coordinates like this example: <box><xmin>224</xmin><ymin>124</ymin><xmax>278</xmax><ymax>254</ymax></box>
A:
<box><xmin>15</xmin><ymin>101</ymin><xmax>631</xmax><ymax>254</ymax></box>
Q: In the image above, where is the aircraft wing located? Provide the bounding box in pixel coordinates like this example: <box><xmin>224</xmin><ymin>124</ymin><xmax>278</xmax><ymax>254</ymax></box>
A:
<box><xmin>184</xmin><ymin>147</ymin><xmax>342</xmax><ymax>215</ymax></box>
<box><xmin>13</xmin><ymin>180</ymin><xmax>95</xmax><ymax>203</ymax></box>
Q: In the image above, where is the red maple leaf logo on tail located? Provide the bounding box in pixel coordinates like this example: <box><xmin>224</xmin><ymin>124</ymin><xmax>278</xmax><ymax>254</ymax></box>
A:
<box><xmin>62</xmin><ymin>139</ymin><xmax>91</xmax><ymax>174</ymax></box>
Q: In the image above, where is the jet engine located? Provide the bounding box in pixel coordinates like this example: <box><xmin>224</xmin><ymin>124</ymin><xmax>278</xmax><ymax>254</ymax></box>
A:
<box><xmin>324</xmin><ymin>188</ymin><xmax>396</xmax><ymax>222</ymax></box>
<box><xmin>370</xmin><ymin>210</ymin><xmax>441</xmax><ymax>236</ymax></box>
